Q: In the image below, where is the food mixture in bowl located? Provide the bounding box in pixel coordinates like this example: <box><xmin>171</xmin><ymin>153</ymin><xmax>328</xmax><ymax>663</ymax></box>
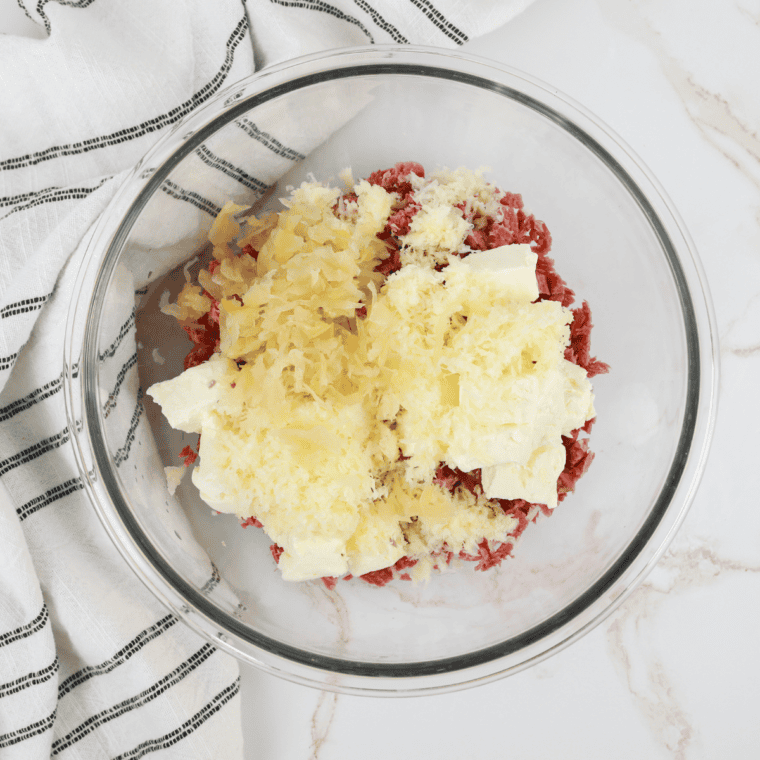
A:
<box><xmin>148</xmin><ymin>162</ymin><xmax>608</xmax><ymax>587</ymax></box>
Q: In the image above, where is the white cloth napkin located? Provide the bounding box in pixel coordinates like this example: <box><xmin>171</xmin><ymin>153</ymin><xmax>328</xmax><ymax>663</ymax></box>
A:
<box><xmin>0</xmin><ymin>1</ymin><xmax>533</xmax><ymax>756</ymax></box>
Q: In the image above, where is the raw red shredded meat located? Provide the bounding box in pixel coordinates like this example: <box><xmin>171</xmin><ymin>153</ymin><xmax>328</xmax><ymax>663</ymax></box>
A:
<box><xmin>464</xmin><ymin>200</ymin><xmax>552</xmax><ymax>258</ymax></box>
<box><xmin>394</xmin><ymin>556</ymin><xmax>418</xmax><ymax>571</ymax></box>
<box><xmin>179</xmin><ymin>445</ymin><xmax>197</xmax><ymax>466</ymax></box>
<box><xmin>433</xmin><ymin>464</ymin><xmax>482</xmax><ymax>498</ymax></box>
<box><xmin>564</xmin><ymin>301</ymin><xmax>610</xmax><ymax>377</ymax></box>
<box><xmin>207</xmin><ymin>298</ymin><xmax>220</xmax><ymax>326</ymax></box>
<box><xmin>366</xmin><ymin>162</ymin><xmax>427</xmax><ymax>273</ymax></box>
<box><xmin>356</xmin><ymin>555</ymin><xmax>420</xmax><ymax>586</ymax></box>
<box><xmin>434</xmin><ymin>548</ymin><xmax>455</xmax><ymax>567</ymax></box>
<box><xmin>557</xmin><ymin>428</ymin><xmax>596</xmax><ymax>500</ymax></box>
<box><xmin>497</xmin><ymin>499</ymin><xmax>533</xmax><ymax>539</ymax></box>
<box><xmin>374</xmin><ymin>241</ymin><xmax>401</xmax><ymax>277</ymax></box>
<box><xmin>535</xmin><ymin>251</ymin><xmax>575</xmax><ymax>307</ymax></box>
<box><xmin>359</xmin><ymin>567</ymin><xmax>395</xmax><ymax>587</ymax></box>
<box><xmin>386</xmin><ymin>201</ymin><xmax>421</xmax><ymax>237</ymax></box>
<box><xmin>240</xmin><ymin>516</ymin><xmax>263</xmax><ymax>529</ymax></box>
<box><xmin>333</xmin><ymin>190</ymin><xmax>357</xmax><ymax>214</ymax></box>
<box><xmin>459</xmin><ymin>539</ymin><xmax>514</xmax><ymax>572</ymax></box>
<box><xmin>182</xmin><ymin>306</ymin><xmax>220</xmax><ymax>370</ymax></box>
<box><xmin>366</xmin><ymin>161</ymin><xmax>425</xmax><ymax>195</ymax></box>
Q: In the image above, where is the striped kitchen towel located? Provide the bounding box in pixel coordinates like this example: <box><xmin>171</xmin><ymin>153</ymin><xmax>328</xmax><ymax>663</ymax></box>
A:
<box><xmin>0</xmin><ymin>0</ymin><xmax>533</xmax><ymax>757</ymax></box>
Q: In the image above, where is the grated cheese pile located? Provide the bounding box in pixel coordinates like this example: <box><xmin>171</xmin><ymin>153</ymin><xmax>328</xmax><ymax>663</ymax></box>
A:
<box><xmin>148</xmin><ymin>164</ymin><xmax>602</xmax><ymax>583</ymax></box>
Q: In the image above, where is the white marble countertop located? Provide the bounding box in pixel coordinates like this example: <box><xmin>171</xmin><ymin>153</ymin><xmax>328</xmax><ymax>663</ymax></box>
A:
<box><xmin>2</xmin><ymin>0</ymin><xmax>757</xmax><ymax>757</ymax></box>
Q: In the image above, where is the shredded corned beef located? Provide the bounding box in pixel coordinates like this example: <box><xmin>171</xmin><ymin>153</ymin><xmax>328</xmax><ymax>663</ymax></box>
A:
<box><xmin>179</xmin><ymin>162</ymin><xmax>607</xmax><ymax>588</ymax></box>
<box><xmin>433</xmin><ymin>464</ymin><xmax>482</xmax><ymax>498</ymax></box>
<box><xmin>557</xmin><ymin>428</ymin><xmax>596</xmax><ymax>499</ymax></box>
<box><xmin>564</xmin><ymin>301</ymin><xmax>610</xmax><ymax>377</ymax></box>
<box><xmin>374</xmin><ymin>242</ymin><xmax>401</xmax><ymax>277</ymax></box>
<box><xmin>179</xmin><ymin>445</ymin><xmax>198</xmax><ymax>467</ymax></box>
<box><xmin>459</xmin><ymin>539</ymin><xmax>514</xmax><ymax>572</ymax></box>
<box><xmin>394</xmin><ymin>556</ymin><xmax>418</xmax><ymax>571</ymax></box>
<box><xmin>240</xmin><ymin>516</ymin><xmax>263</xmax><ymax>529</ymax></box>
<box><xmin>359</xmin><ymin>566</ymin><xmax>395</xmax><ymax>587</ymax></box>
<box><xmin>366</xmin><ymin>161</ymin><xmax>425</xmax><ymax>195</ymax></box>
<box><xmin>497</xmin><ymin>499</ymin><xmax>533</xmax><ymax>539</ymax></box>
<box><xmin>386</xmin><ymin>199</ymin><xmax>422</xmax><ymax>237</ymax></box>
<box><xmin>431</xmin><ymin>547</ymin><xmax>455</xmax><ymax>570</ymax></box>
<box><xmin>182</xmin><ymin>305</ymin><xmax>220</xmax><ymax>370</ymax></box>
<box><xmin>365</xmin><ymin>162</ymin><xmax>426</xmax><ymax>278</ymax></box>
<box><xmin>361</xmin><ymin>556</ymin><xmax>419</xmax><ymax>585</ymax></box>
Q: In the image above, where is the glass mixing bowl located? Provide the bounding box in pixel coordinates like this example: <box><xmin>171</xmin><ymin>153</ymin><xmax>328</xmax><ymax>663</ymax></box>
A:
<box><xmin>64</xmin><ymin>46</ymin><xmax>718</xmax><ymax>695</ymax></box>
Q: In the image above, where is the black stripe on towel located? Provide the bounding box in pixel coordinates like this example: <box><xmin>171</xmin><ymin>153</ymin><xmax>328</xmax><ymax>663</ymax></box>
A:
<box><xmin>0</xmin><ymin>605</ymin><xmax>49</xmax><ymax>649</ymax></box>
<box><xmin>160</xmin><ymin>180</ymin><xmax>222</xmax><ymax>218</ymax></box>
<box><xmin>0</xmin><ymin>709</ymin><xmax>57</xmax><ymax>750</ymax></box>
<box><xmin>0</xmin><ymin>294</ymin><xmax>51</xmax><ymax>320</ymax></box>
<box><xmin>0</xmin><ymin>16</ymin><xmax>249</xmax><ymax>172</ymax></box>
<box><xmin>353</xmin><ymin>0</ymin><xmax>408</xmax><ymax>42</ymax></box>
<box><xmin>98</xmin><ymin>310</ymin><xmax>136</xmax><ymax>361</ymax></box>
<box><xmin>112</xmin><ymin>393</ymin><xmax>145</xmax><ymax>467</ymax></box>
<box><xmin>0</xmin><ymin>177</ymin><xmax>112</xmax><ymax>221</ymax></box>
<box><xmin>112</xmin><ymin>678</ymin><xmax>241</xmax><ymax>760</ymax></box>
<box><xmin>234</xmin><ymin>118</ymin><xmax>306</xmax><ymax>162</ymax></box>
<box><xmin>270</xmin><ymin>0</ymin><xmax>374</xmax><ymax>42</ymax></box>
<box><xmin>0</xmin><ymin>372</ymin><xmax>66</xmax><ymax>423</ymax></box>
<box><xmin>0</xmin><ymin>184</ymin><xmax>60</xmax><ymax>207</ymax></box>
<box><xmin>58</xmin><ymin>614</ymin><xmax>178</xmax><ymax>699</ymax></box>
<box><xmin>0</xmin><ymin>657</ymin><xmax>59</xmax><ymax>699</ymax></box>
<box><xmin>0</xmin><ymin>352</ymin><xmax>19</xmax><ymax>372</ymax></box>
<box><xmin>34</xmin><ymin>0</ymin><xmax>97</xmax><ymax>35</ymax></box>
<box><xmin>200</xmin><ymin>563</ymin><xmax>221</xmax><ymax>595</ymax></box>
<box><xmin>51</xmin><ymin>644</ymin><xmax>217</xmax><ymax>754</ymax></box>
<box><xmin>194</xmin><ymin>145</ymin><xmax>269</xmax><ymax>194</ymax></box>
<box><xmin>407</xmin><ymin>0</ymin><xmax>468</xmax><ymax>44</ymax></box>
<box><xmin>16</xmin><ymin>477</ymin><xmax>86</xmax><ymax>522</ymax></box>
<box><xmin>0</xmin><ymin>428</ymin><xmax>71</xmax><ymax>478</ymax></box>
<box><xmin>102</xmin><ymin>353</ymin><xmax>138</xmax><ymax>418</ymax></box>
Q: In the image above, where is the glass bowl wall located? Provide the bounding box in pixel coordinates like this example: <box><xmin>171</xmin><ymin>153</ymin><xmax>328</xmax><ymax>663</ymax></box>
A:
<box><xmin>64</xmin><ymin>46</ymin><xmax>718</xmax><ymax>695</ymax></box>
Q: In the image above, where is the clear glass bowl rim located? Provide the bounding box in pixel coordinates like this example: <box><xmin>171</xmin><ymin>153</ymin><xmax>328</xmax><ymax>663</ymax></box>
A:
<box><xmin>64</xmin><ymin>44</ymin><xmax>719</xmax><ymax>696</ymax></box>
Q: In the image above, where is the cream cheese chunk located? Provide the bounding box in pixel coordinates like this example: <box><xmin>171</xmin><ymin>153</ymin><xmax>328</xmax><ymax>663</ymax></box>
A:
<box><xmin>278</xmin><ymin>537</ymin><xmax>349</xmax><ymax>582</ymax></box>
<box><xmin>460</xmin><ymin>244</ymin><xmax>539</xmax><ymax>303</ymax></box>
<box><xmin>148</xmin><ymin>355</ymin><xmax>236</xmax><ymax>434</ymax></box>
<box><xmin>481</xmin><ymin>444</ymin><xmax>567</xmax><ymax>509</ymax></box>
